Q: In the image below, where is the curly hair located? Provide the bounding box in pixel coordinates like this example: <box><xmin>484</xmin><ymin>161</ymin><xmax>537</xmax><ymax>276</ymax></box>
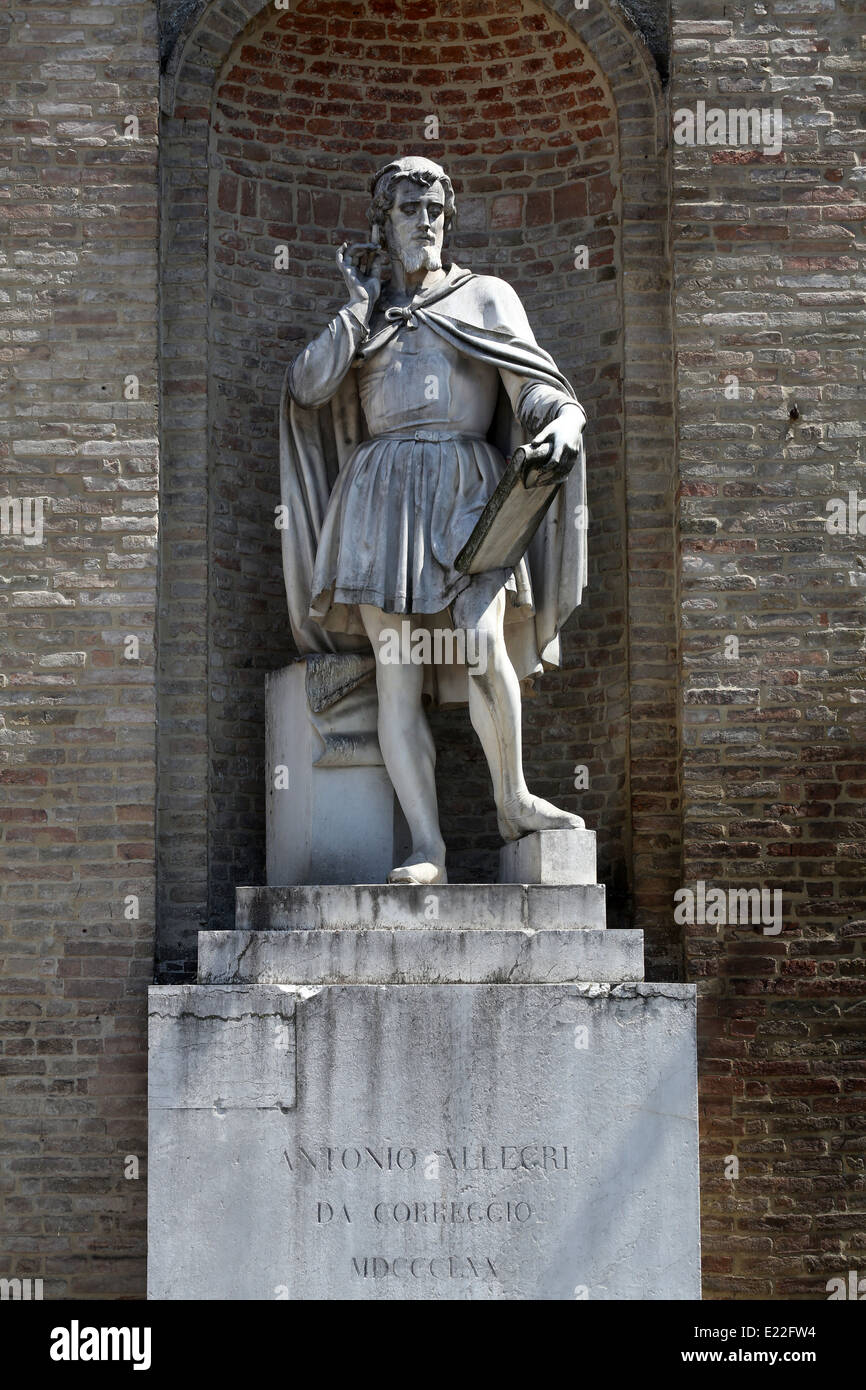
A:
<box><xmin>367</xmin><ymin>165</ymin><xmax>456</xmax><ymax>236</ymax></box>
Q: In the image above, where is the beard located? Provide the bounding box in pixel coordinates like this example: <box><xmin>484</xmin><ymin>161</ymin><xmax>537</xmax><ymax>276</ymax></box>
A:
<box><xmin>394</xmin><ymin>243</ymin><xmax>442</xmax><ymax>275</ymax></box>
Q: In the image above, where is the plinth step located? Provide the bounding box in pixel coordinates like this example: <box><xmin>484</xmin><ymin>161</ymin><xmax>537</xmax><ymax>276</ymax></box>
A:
<box><xmin>235</xmin><ymin>882</ymin><xmax>607</xmax><ymax>933</ymax></box>
<box><xmin>199</xmin><ymin>927</ymin><xmax>644</xmax><ymax>986</ymax></box>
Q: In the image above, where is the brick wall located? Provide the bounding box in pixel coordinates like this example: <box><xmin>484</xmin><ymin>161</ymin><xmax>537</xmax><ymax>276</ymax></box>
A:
<box><xmin>671</xmin><ymin>0</ymin><xmax>866</xmax><ymax>1298</ymax></box>
<box><xmin>0</xmin><ymin>3</ymin><xmax>159</xmax><ymax>1296</ymax></box>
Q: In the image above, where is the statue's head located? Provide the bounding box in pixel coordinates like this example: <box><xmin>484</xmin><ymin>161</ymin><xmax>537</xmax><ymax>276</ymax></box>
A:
<box><xmin>368</xmin><ymin>156</ymin><xmax>456</xmax><ymax>275</ymax></box>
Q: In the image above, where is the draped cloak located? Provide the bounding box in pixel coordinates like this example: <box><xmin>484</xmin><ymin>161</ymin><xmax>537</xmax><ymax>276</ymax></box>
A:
<box><xmin>279</xmin><ymin>265</ymin><xmax>587</xmax><ymax>706</ymax></box>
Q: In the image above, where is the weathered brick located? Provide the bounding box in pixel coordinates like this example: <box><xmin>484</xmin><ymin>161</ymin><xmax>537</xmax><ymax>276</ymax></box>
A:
<box><xmin>0</xmin><ymin>0</ymin><xmax>157</xmax><ymax>1300</ymax></box>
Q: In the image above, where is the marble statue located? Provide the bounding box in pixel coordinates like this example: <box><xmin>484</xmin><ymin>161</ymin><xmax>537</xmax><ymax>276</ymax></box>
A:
<box><xmin>280</xmin><ymin>156</ymin><xmax>589</xmax><ymax>885</ymax></box>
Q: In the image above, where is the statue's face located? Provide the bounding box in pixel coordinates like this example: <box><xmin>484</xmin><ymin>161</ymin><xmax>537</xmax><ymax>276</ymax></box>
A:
<box><xmin>384</xmin><ymin>179</ymin><xmax>446</xmax><ymax>274</ymax></box>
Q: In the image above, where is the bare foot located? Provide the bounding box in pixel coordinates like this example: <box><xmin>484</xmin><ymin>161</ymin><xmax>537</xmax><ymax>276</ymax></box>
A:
<box><xmin>497</xmin><ymin>794</ymin><xmax>585</xmax><ymax>843</ymax></box>
<box><xmin>387</xmin><ymin>852</ymin><xmax>448</xmax><ymax>886</ymax></box>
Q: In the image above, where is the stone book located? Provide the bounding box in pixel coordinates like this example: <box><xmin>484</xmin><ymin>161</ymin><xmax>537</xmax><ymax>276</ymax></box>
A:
<box><xmin>455</xmin><ymin>443</ymin><xmax>567</xmax><ymax>574</ymax></box>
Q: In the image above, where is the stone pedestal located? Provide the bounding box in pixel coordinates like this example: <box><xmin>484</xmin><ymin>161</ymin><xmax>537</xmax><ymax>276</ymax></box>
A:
<box><xmin>266</xmin><ymin>657</ymin><xmax>408</xmax><ymax>885</ymax></box>
<box><xmin>148</xmin><ymin>832</ymin><xmax>702</xmax><ymax>1300</ymax></box>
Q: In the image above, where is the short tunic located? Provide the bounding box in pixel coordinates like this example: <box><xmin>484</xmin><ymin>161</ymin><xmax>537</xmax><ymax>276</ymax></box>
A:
<box><xmin>309</xmin><ymin>429</ymin><xmax>532</xmax><ymax>626</ymax></box>
<box><xmin>308</xmin><ymin>317</ymin><xmax>533</xmax><ymax>629</ymax></box>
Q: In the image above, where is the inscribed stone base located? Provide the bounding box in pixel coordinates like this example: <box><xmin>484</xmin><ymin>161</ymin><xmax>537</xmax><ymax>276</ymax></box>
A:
<box><xmin>148</xmin><ymin>949</ymin><xmax>700</xmax><ymax>1299</ymax></box>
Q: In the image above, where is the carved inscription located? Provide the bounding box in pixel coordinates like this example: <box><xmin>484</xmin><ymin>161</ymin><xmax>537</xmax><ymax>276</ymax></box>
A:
<box><xmin>282</xmin><ymin>1142</ymin><xmax>569</xmax><ymax>1173</ymax></box>
<box><xmin>282</xmin><ymin>1139</ymin><xmax>572</xmax><ymax>1281</ymax></box>
<box><xmin>351</xmin><ymin>1256</ymin><xmax>500</xmax><ymax>1281</ymax></box>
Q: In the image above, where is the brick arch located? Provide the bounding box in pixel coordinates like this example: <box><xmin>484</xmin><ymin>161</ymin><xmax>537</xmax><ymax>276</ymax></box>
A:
<box><xmin>156</xmin><ymin>0</ymin><xmax>679</xmax><ymax>984</ymax></box>
<box><xmin>161</xmin><ymin>0</ymin><xmax>665</xmax><ymax>119</ymax></box>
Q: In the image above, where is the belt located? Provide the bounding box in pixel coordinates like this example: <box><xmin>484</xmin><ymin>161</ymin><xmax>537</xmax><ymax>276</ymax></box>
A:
<box><xmin>370</xmin><ymin>429</ymin><xmax>487</xmax><ymax>443</ymax></box>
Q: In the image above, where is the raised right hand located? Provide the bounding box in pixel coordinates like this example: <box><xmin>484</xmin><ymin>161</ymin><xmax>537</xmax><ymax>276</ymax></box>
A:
<box><xmin>337</xmin><ymin>242</ymin><xmax>386</xmax><ymax>316</ymax></box>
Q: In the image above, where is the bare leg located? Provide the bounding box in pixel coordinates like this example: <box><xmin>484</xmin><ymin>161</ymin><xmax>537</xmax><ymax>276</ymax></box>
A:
<box><xmin>359</xmin><ymin>604</ymin><xmax>447</xmax><ymax>884</ymax></box>
<box><xmin>461</xmin><ymin>589</ymin><xmax>585</xmax><ymax>842</ymax></box>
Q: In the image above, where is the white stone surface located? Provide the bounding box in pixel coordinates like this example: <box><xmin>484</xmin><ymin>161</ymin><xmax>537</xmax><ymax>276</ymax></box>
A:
<box><xmin>236</xmin><ymin>882</ymin><xmax>607</xmax><ymax>933</ymax></box>
<box><xmin>198</xmin><ymin>927</ymin><xmax>645</xmax><ymax>986</ymax></box>
<box><xmin>499</xmin><ymin>828</ymin><xmax>597</xmax><ymax>885</ymax></box>
<box><xmin>148</xmin><ymin>980</ymin><xmax>700</xmax><ymax>1300</ymax></box>
<box><xmin>266</xmin><ymin>662</ymin><xmax>407</xmax><ymax>886</ymax></box>
<box><xmin>149</xmin><ymin>985</ymin><xmax>296</xmax><ymax>1111</ymax></box>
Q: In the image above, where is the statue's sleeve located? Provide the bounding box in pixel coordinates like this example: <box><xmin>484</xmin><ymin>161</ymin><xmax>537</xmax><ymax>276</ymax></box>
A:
<box><xmin>503</xmin><ymin>370</ymin><xmax>586</xmax><ymax>437</ymax></box>
<box><xmin>288</xmin><ymin>307</ymin><xmax>369</xmax><ymax>409</ymax></box>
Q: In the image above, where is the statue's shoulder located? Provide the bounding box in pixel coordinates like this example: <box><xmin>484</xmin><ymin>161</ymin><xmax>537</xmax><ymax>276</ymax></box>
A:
<box><xmin>447</xmin><ymin>271</ymin><xmax>527</xmax><ymax>329</ymax></box>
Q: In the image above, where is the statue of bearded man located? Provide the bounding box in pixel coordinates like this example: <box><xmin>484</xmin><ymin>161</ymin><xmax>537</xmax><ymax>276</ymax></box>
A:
<box><xmin>280</xmin><ymin>156</ymin><xmax>589</xmax><ymax>885</ymax></box>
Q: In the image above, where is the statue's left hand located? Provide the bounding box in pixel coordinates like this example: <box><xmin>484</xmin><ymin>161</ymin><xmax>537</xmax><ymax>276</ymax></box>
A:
<box><xmin>528</xmin><ymin>407</ymin><xmax>586</xmax><ymax>483</ymax></box>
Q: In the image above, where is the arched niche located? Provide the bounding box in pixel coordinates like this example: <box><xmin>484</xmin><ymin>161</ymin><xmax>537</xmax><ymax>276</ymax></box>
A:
<box><xmin>155</xmin><ymin>0</ymin><xmax>679</xmax><ymax>981</ymax></box>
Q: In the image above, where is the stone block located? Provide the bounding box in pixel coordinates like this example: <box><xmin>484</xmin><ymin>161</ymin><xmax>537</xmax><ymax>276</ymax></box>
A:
<box><xmin>266</xmin><ymin>659</ymin><xmax>408</xmax><ymax>886</ymax></box>
<box><xmin>499</xmin><ymin>828</ymin><xmax>597</xmax><ymax>885</ymax></box>
<box><xmin>148</xmin><ymin>985</ymin><xmax>297</xmax><ymax>1112</ymax></box>
<box><xmin>197</xmin><ymin>926</ymin><xmax>645</xmax><ymax>985</ymax></box>
<box><xmin>235</xmin><ymin>882</ymin><xmax>608</xmax><ymax>933</ymax></box>
<box><xmin>147</xmin><ymin>980</ymin><xmax>700</xmax><ymax>1300</ymax></box>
